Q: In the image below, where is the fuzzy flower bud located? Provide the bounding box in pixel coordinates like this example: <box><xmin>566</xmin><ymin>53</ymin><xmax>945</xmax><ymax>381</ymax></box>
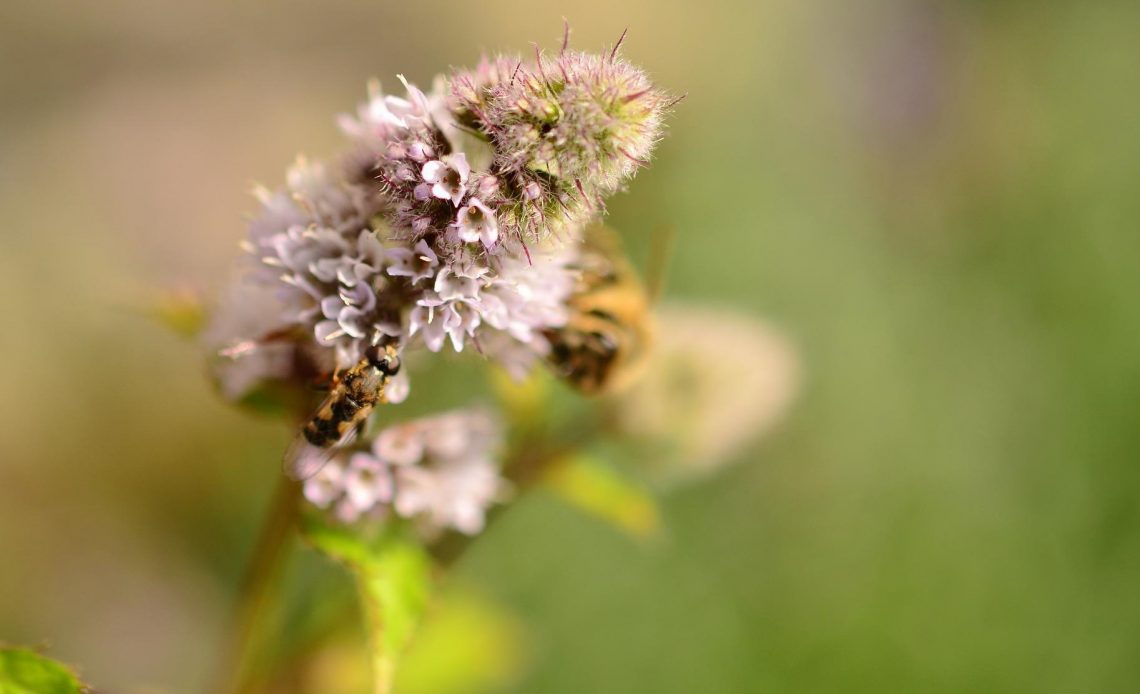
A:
<box><xmin>449</xmin><ymin>40</ymin><xmax>672</xmax><ymax>241</ymax></box>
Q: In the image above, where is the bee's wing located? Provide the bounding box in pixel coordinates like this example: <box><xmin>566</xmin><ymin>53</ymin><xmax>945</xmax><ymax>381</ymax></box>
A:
<box><xmin>644</xmin><ymin>223</ymin><xmax>676</xmax><ymax>306</ymax></box>
<box><xmin>581</xmin><ymin>221</ymin><xmax>674</xmax><ymax>306</ymax></box>
<box><xmin>580</xmin><ymin>222</ymin><xmax>623</xmax><ymax>256</ymax></box>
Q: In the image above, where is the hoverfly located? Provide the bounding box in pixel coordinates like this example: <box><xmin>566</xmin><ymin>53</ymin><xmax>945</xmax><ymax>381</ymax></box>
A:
<box><xmin>281</xmin><ymin>336</ymin><xmax>402</xmax><ymax>480</ymax></box>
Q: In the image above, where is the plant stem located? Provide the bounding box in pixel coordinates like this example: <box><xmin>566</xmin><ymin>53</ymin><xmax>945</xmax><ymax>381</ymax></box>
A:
<box><xmin>356</xmin><ymin>576</ymin><xmax>396</xmax><ymax>694</ymax></box>
<box><xmin>214</xmin><ymin>473</ymin><xmax>302</xmax><ymax>694</ymax></box>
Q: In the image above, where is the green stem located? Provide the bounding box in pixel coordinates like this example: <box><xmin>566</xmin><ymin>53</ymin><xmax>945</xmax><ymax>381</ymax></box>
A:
<box><xmin>357</xmin><ymin>576</ymin><xmax>396</xmax><ymax>694</ymax></box>
<box><xmin>214</xmin><ymin>474</ymin><xmax>301</xmax><ymax>693</ymax></box>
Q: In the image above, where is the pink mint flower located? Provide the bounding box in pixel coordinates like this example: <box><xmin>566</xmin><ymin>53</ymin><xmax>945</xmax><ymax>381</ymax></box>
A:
<box><xmin>419</xmin><ymin>153</ymin><xmax>470</xmax><ymax>205</ymax></box>
<box><xmin>455</xmin><ymin>198</ymin><xmax>499</xmax><ymax>247</ymax></box>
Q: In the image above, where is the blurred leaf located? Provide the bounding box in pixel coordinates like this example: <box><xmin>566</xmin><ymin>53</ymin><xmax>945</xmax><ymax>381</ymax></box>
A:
<box><xmin>235</xmin><ymin>381</ymin><xmax>309</xmax><ymax>418</ymax></box>
<box><xmin>300</xmin><ymin>514</ymin><xmax>432</xmax><ymax>692</ymax></box>
<box><xmin>397</xmin><ymin>587</ymin><xmax>528</xmax><ymax>694</ymax></box>
<box><xmin>298</xmin><ymin>634</ymin><xmax>373</xmax><ymax>694</ymax></box>
<box><xmin>149</xmin><ymin>288</ymin><xmax>206</xmax><ymax>338</ymax></box>
<box><xmin>0</xmin><ymin>647</ymin><xmax>83</xmax><ymax>694</ymax></box>
<box><xmin>489</xmin><ymin>368</ymin><xmax>551</xmax><ymax>432</ymax></box>
<box><xmin>543</xmin><ymin>454</ymin><xmax>662</xmax><ymax>540</ymax></box>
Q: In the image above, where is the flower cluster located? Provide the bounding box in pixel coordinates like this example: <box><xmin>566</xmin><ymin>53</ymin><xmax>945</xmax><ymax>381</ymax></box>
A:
<box><xmin>234</xmin><ymin>153</ymin><xmax>578</xmax><ymax>386</ymax></box>
<box><xmin>302</xmin><ymin>409</ymin><xmax>505</xmax><ymax>536</ymax></box>
<box><xmin>207</xmin><ymin>38</ymin><xmax>669</xmax><ymax>402</ymax></box>
<box><xmin>206</xmin><ymin>39</ymin><xmax>669</xmax><ymax>538</ymax></box>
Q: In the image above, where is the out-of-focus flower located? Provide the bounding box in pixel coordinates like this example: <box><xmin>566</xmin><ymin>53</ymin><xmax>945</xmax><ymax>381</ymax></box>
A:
<box><xmin>615</xmin><ymin>303</ymin><xmax>801</xmax><ymax>483</ymax></box>
<box><xmin>201</xmin><ymin>277</ymin><xmax>333</xmax><ymax>401</ymax></box>
<box><xmin>374</xmin><ymin>421</ymin><xmax>425</xmax><ymax>466</ymax></box>
<box><xmin>342</xmin><ymin>453</ymin><xmax>393</xmax><ymax>510</ymax></box>
<box><xmin>386</xmin><ymin>239</ymin><xmax>439</xmax><ymax>285</ymax></box>
<box><xmin>302</xmin><ymin>409</ymin><xmax>505</xmax><ymax>536</ymax></box>
<box><xmin>303</xmin><ymin>463</ymin><xmax>344</xmax><ymax>509</ymax></box>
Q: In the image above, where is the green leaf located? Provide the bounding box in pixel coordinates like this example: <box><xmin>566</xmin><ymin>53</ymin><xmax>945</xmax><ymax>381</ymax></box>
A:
<box><xmin>300</xmin><ymin>514</ymin><xmax>432</xmax><ymax>693</ymax></box>
<box><xmin>543</xmin><ymin>453</ymin><xmax>662</xmax><ymax>540</ymax></box>
<box><xmin>0</xmin><ymin>647</ymin><xmax>83</xmax><ymax>694</ymax></box>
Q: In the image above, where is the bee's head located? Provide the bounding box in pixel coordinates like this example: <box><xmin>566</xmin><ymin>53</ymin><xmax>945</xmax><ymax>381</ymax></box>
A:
<box><xmin>365</xmin><ymin>343</ymin><xmax>401</xmax><ymax>376</ymax></box>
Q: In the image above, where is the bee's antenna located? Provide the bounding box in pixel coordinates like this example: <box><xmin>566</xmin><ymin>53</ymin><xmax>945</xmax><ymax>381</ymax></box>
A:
<box><xmin>645</xmin><ymin>223</ymin><xmax>677</xmax><ymax>306</ymax></box>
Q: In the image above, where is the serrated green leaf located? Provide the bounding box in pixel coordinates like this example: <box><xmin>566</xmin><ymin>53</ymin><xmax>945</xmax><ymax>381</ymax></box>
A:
<box><xmin>543</xmin><ymin>454</ymin><xmax>662</xmax><ymax>540</ymax></box>
<box><xmin>300</xmin><ymin>513</ymin><xmax>432</xmax><ymax>693</ymax></box>
<box><xmin>0</xmin><ymin>647</ymin><xmax>83</xmax><ymax>694</ymax></box>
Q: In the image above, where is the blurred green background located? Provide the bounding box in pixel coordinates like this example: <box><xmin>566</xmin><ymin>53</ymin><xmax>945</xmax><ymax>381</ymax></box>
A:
<box><xmin>2</xmin><ymin>0</ymin><xmax>1139</xmax><ymax>692</ymax></box>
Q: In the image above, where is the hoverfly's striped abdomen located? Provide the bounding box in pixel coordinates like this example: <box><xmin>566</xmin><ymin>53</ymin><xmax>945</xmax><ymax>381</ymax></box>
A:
<box><xmin>303</xmin><ymin>392</ymin><xmax>366</xmax><ymax>447</ymax></box>
<box><xmin>298</xmin><ymin>343</ymin><xmax>401</xmax><ymax>449</ymax></box>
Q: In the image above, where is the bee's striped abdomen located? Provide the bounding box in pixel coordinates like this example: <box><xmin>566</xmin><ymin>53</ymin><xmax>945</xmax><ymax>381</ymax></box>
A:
<box><xmin>544</xmin><ymin>223</ymin><xmax>653</xmax><ymax>395</ymax></box>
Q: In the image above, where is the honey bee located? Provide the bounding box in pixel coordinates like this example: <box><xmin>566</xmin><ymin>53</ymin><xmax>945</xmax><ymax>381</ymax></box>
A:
<box><xmin>283</xmin><ymin>338</ymin><xmax>402</xmax><ymax>480</ymax></box>
<box><xmin>543</xmin><ymin>223</ymin><xmax>664</xmax><ymax>395</ymax></box>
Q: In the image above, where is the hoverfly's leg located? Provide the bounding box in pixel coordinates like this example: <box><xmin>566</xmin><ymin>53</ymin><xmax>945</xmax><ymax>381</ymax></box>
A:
<box><xmin>355</xmin><ymin>415</ymin><xmax>374</xmax><ymax>442</ymax></box>
<box><xmin>309</xmin><ymin>363</ymin><xmax>345</xmax><ymax>392</ymax></box>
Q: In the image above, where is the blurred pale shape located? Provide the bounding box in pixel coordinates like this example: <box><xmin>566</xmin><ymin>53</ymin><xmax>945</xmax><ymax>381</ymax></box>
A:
<box><xmin>617</xmin><ymin>303</ymin><xmax>801</xmax><ymax>482</ymax></box>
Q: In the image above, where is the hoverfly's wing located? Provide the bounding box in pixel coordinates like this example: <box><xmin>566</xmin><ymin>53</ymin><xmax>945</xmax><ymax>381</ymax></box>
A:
<box><xmin>282</xmin><ymin>424</ymin><xmax>359</xmax><ymax>481</ymax></box>
<box><xmin>282</xmin><ymin>389</ymin><xmax>361</xmax><ymax>481</ymax></box>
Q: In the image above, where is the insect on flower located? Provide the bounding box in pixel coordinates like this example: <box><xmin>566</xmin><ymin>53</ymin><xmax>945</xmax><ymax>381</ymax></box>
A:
<box><xmin>543</xmin><ymin>223</ymin><xmax>670</xmax><ymax>395</ymax></box>
<box><xmin>283</xmin><ymin>334</ymin><xmax>403</xmax><ymax>480</ymax></box>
